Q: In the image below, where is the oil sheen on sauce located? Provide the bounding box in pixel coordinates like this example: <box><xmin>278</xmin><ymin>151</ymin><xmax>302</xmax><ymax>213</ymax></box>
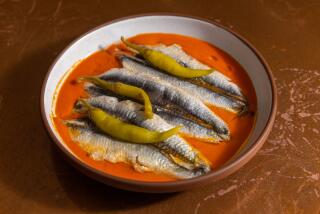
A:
<box><xmin>53</xmin><ymin>33</ymin><xmax>257</xmax><ymax>182</ymax></box>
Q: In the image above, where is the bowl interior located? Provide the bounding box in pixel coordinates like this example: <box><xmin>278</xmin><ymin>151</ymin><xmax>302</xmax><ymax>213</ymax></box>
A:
<box><xmin>43</xmin><ymin>15</ymin><xmax>273</xmax><ymax>177</ymax></box>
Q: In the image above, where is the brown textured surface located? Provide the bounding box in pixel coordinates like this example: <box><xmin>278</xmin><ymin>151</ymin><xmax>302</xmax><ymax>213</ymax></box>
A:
<box><xmin>0</xmin><ymin>0</ymin><xmax>319</xmax><ymax>213</ymax></box>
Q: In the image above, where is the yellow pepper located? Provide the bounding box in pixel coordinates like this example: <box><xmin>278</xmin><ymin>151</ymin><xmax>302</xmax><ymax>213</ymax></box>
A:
<box><xmin>121</xmin><ymin>37</ymin><xmax>213</xmax><ymax>78</ymax></box>
<box><xmin>78</xmin><ymin>76</ymin><xmax>153</xmax><ymax>119</ymax></box>
<box><xmin>77</xmin><ymin>100</ymin><xmax>181</xmax><ymax>144</ymax></box>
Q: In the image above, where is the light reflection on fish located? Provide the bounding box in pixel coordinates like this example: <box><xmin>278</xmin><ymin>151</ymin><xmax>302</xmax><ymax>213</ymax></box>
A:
<box><xmin>65</xmin><ymin>119</ymin><xmax>204</xmax><ymax>179</ymax></box>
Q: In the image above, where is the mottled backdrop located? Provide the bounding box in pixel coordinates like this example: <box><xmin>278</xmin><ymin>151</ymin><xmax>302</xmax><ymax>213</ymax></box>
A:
<box><xmin>0</xmin><ymin>0</ymin><xmax>319</xmax><ymax>213</ymax></box>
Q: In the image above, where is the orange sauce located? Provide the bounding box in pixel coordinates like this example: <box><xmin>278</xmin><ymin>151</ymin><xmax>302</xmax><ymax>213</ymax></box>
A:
<box><xmin>53</xmin><ymin>33</ymin><xmax>257</xmax><ymax>182</ymax></box>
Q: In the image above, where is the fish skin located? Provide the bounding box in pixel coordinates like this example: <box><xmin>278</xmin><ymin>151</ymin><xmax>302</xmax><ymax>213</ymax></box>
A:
<box><xmin>85</xmin><ymin>84</ymin><xmax>222</xmax><ymax>143</ymax></box>
<box><xmin>150</xmin><ymin>44</ymin><xmax>246</xmax><ymax>100</ymax></box>
<box><xmin>99</xmin><ymin>68</ymin><xmax>230</xmax><ymax>139</ymax></box>
<box><xmin>65</xmin><ymin>119</ymin><xmax>203</xmax><ymax>179</ymax></box>
<box><xmin>76</xmin><ymin>94</ymin><xmax>212</xmax><ymax>171</ymax></box>
<box><xmin>120</xmin><ymin>55</ymin><xmax>246</xmax><ymax>113</ymax></box>
<box><xmin>154</xmin><ymin>108</ymin><xmax>222</xmax><ymax>143</ymax></box>
<box><xmin>86</xmin><ymin>84</ymin><xmax>208</xmax><ymax>126</ymax></box>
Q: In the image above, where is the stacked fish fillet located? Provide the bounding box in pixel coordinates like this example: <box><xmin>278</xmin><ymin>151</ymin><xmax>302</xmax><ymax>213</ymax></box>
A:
<box><xmin>65</xmin><ymin>42</ymin><xmax>248</xmax><ymax>179</ymax></box>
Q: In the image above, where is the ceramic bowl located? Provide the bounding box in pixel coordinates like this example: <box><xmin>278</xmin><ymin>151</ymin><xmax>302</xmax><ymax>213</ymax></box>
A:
<box><xmin>41</xmin><ymin>14</ymin><xmax>276</xmax><ymax>193</ymax></box>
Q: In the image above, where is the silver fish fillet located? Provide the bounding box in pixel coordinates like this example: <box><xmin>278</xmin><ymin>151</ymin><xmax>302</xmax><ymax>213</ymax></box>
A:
<box><xmin>120</xmin><ymin>55</ymin><xmax>246</xmax><ymax>113</ymax></box>
<box><xmin>99</xmin><ymin>68</ymin><xmax>230</xmax><ymax>139</ymax></box>
<box><xmin>85</xmin><ymin>84</ymin><xmax>222</xmax><ymax>143</ymax></box>
<box><xmin>76</xmin><ymin>94</ymin><xmax>212</xmax><ymax>171</ymax></box>
<box><xmin>65</xmin><ymin>119</ymin><xmax>203</xmax><ymax>179</ymax></box>
<box><xmin>150</xmin><ymin>44</ymin><xmax>246</xmax><ymax>101</ymax></box>
<box><xmin>154</xmin><ymin>109</ymin><xmax>221</xmax><ymax>143</ymax></box>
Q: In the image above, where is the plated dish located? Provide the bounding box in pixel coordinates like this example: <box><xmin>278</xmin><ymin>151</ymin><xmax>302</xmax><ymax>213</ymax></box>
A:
<box><xmin>41</xmin><ymin>15</ymin><xmax>276</xmax><ymax>192</ymax></box>
<box><xmin>53</xmin><ymin>33</ymin><xmax>256</xmax><ymax>181</ymax></box>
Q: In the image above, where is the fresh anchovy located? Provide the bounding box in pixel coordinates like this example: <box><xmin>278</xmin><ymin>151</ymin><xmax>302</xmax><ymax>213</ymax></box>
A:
<box><xmin>85</xmin><ymin>84</ymin><xmax>221</xmax><ymax>143</ymax></box>
<box><xmin>154</xmin><ymin>109</ymin><xmax>221</xmax><ymax>143</ymax></box>
<box><xmin>76</xmin><ymin>94</ymin><xmax>212</xmax><ymax>171</ymax></box>
<box><xmin>86</xmin><ymin>84</ymin><xmax>210</xmax><ymax>128</ymax></box>
<box><xmin>120</xmin><ymin>55</ymin><xmax>246</xmax><ymax>113</ymax></box>
<box><xmin>65</xmin><ymin>119</ymin><xmax>204</xmax><ymax>179</ymax></box>
<box><xmin>99</xmin><ymin>68</ymin><xmax>230</xmax><ymax>139</ymax></box>
<box><xmin>150</xmin><ymin>44</ymin><xmax>246</xmax><ymax>101</ymax></box>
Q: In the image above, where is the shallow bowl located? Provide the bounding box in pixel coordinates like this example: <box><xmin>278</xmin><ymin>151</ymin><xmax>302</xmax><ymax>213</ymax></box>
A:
<box><xmin>41</xmin><ymin>14</ymin><xmax>277</xmax><ymax>193</ymax></box>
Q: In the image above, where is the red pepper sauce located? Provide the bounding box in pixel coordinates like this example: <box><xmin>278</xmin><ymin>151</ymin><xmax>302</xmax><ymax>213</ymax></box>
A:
<box><xmin>53</xmin><ymin>33</ymin><xmax>257</xmax><ymax>182</ymax></box>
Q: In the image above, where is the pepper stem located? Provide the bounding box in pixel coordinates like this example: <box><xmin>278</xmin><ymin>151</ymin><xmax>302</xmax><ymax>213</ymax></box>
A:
<box><xmin>121</xmin><ymin>36</ymin><xmax>146</xmax><ymax>54</ymax></box>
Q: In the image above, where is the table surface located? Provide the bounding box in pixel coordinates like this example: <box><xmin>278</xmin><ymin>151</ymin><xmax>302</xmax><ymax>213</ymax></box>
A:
<box><xmin>0</xmin><ymin>0</ymin><xmax>319</xmax><ymax>213</ymax></box>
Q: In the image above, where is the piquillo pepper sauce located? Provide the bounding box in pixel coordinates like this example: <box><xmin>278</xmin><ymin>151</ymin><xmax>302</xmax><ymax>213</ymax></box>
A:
<box><xmin>53</xmin><ymin>33</ymin><xmax>257</xmax><ymax>182</ymax></box>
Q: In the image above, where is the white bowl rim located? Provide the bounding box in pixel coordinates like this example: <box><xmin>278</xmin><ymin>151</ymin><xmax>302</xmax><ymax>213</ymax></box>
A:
<box><xmin>40</xmin><ymin>13</ymin><xmax>277</xmax><ymax>192</ymax></box>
